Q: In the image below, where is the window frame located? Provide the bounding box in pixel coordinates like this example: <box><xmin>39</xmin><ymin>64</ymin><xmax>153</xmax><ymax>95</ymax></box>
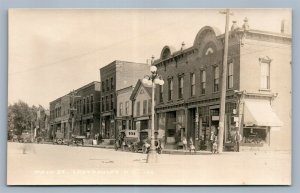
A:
<box><xmin>200</xmin><ymin>70</ymin><xmax>206</xmax><ymax>95</ymax></box>
<box><xmin>213</xmin><ymin>65</ymin><xmax>220</xmax><ymax>92</ymax></box>
<box><xmin>190</xmin><ymin>73</ymin><xmax>195</xmax><ymax>96</ymax></box>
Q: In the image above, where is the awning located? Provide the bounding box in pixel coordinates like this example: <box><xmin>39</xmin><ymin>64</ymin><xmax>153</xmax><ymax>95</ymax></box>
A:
<box><xmin>244</xmin><ymin>99</ymin><xmax>283</xmax><ymax>127</ymax></box>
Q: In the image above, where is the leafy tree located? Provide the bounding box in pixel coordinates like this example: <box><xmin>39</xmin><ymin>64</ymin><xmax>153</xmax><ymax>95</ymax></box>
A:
<box><xmin>8</xmin><ymin>100</ymin><xmax>44</xmax><ymax>136</ymax></box>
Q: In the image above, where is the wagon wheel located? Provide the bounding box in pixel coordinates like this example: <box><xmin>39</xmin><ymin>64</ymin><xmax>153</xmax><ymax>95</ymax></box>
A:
<box><xmin>57</xmin><ymin>139</ymin><xmax>63</xmax><ymax>144</ymax></box>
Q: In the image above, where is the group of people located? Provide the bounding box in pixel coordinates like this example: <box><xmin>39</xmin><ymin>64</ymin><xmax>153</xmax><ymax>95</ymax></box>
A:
<box><xmin>181</xmin><ymin>136</ymin><xmax>196</xmax><ymax>152</ymax></box>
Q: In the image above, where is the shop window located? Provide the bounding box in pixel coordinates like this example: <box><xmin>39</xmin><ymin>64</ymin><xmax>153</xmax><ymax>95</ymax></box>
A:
<box><xmin>122</xmin><ymin>120</ymin><xmax>126</xmax><ymax>130</ymax></box>
<box><xmin>243</xmin><ymin>127</ymin><xmax>267</xmax><ymax>144</ymax></box>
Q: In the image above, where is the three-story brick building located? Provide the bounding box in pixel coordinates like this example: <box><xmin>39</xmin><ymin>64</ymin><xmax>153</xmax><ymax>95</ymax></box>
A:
<box><xmin>99</xmin><ymin>60</ymin><xmax>150</xmax><ymax>142</ymax></box>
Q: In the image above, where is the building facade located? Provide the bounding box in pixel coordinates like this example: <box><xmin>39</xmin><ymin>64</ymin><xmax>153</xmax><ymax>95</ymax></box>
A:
<box><xmin>116</xmin><ymin>86</ymin><xmax>135</xmax><ymax>141</ymax></box>
<box><xmin>49</xmin><ymin>95</ymin><xmax>72</xmax><ymax>141</ymax></box>
<box><xmin>130</xmin><ymin>80</ymin><xmax>153</xmax><ymax>141</ymax></box>
<box><xmin>49</xmin><ymin>81</ymin><xmax>101</xmax><ymax>143</ymax></box>
<box><xmin>73</xmin><ymin>81</ymin><xmax>101</xmax><ymax>141</ymax></box>
<box><xmin>99</xmin><ymin>60</ymin><xmax>149</xmax><ymax>141</ymax></box>
<box><xmin>153</xmin><ymin>20</ymin><xmax>291</xmax><ymax>151</ymax></box>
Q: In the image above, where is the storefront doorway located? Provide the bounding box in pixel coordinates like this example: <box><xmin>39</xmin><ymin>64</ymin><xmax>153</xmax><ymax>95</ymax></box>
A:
<box><xmin>166</xmin><ymin>111</ymin><xmax>176</xmax><ymax>144</ymax></box>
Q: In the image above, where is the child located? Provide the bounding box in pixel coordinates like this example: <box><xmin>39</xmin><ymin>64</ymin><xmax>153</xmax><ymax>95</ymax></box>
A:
<box><xmin>212</xmin><ymin>141</ymin><xmax>218</xmax><ymax>154</ymax></box>
<box><xmin>189</xmin><ymin>137</ymin><xmax>196</xmax><ymax>153</ymax></box>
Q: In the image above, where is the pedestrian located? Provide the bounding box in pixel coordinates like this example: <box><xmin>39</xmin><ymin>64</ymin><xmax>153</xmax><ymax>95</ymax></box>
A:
<box><xmin>122</xmin><ymin>139</ymin><xmax>126</xmax><ymax>151</ymax></box>
<box><xmin>234</xmin><ymin>131</ymin><xmax>242</xmax><ymax>152</ymax></box>
<box><xmin>212</xmin><ymin>140</ymin><xmax>218</xmax><ymax>154</ymax></box>
<box><xmin>182</xmin><ymin>136</ymin><xmax>187</xmax><ymax>151</ymax></box>
<box><xmin>189</xmin><ymin>137</ymin><xmax>195</xmax><ymax>153</ymax></box>
<box><xmin>210</xmin><ymin>131</ymin><xmax>215</xmax><ymax>152</ymax></box>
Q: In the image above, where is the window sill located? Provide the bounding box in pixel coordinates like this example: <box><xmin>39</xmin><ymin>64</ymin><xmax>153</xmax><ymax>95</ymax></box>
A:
<box><xmin>259</xmin><ymin>89</ymin><xmax>271</xmax><ymax>92</ymax></box>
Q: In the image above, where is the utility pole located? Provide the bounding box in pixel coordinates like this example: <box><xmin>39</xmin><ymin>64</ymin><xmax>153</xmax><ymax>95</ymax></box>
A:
<box><xmin>69</xmin><ymin>90</ymin><xmax>80</xmax><ymax>141</ymax></box>
<box><xmin>218</xmin><ymin>9</ymin><xmax>231</xmax><ymax>153</ymax></box>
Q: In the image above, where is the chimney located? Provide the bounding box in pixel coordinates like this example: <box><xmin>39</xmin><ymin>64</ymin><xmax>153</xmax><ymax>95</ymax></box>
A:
<box><xmin>281</xmin><ymin>19</ymin><xmax>291</xmax><ymax>34</ymax></box>
<box><xmin>181</xmin><ymin>42</ymin><xmax>185</xmax><ymax>51</ymax></box>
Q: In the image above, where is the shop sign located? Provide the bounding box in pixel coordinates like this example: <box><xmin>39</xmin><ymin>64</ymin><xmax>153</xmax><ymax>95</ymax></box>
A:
<box><xmin>233</xmin><ymin>117</ymin><xmax>239</xmax><ymax>122</ymax></box>
<box><xmin>212</xmin><ymin>116</ymin><xmax>219</xmax><ymax>121</ymax></box>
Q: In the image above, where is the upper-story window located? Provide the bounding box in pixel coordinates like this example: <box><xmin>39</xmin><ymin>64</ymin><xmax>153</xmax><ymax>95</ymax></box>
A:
<box><xmin>101</xmin><ymin>97</ymin><xmax>104</xmax><ymax>112</ymax></box>
<box><xmin>90</xmin><ymin>95</ymin><xmax>94</xmax><ymax>113</ymax></box>
<box><xmin>102</xmin><ymin>82</ymin><xmax>105</xmax><ymax>92</ymax></box>
<box><xmin>111</xmin><ymin>94</ymin><xmax>114</xmax><ymax>110</ymax></box>
<box><xmin>143</xmin><ymin>100</ymin><xmax>147</xmax><ymax>115</ymax></box>
<box><xmin>178</xmin><ymin>76</ymin><xmax>184</xmax><ymax>99</ymax></box>
<box><xmin>168</xmin><ymin>79</ymin><xmax>173</xmax><ymax>101</ymax></box>
<box><xmin>148</xmin><ymin>99</ymin><xmax>152</xmax><ymax>114</ymax></box>
<box><xmin>106</xmin><ymin>79</ymin><xmax>109</xmax><ymax>91</ymax></box>
<box><xmin>136</xmin><ymin>101</ymin><xmax>140</xmax><ymax>116</ymax></box>
<box><xmin>111</xmin><ymin>77</ymin><xmax>114</xmax><ymax>90</ymax></box>
<box><xmin>79</xmin><ymin>100</ymin><xmax>82</xmax><ymax>113</ymax></box>
<box><xmin>190</xmin><ymin>73</ymin><xmax>195</xmax><ymax>96</ymax></box>
<box><xmin>227</xmin><ymin>62</ymin><xmax>234</xmax><ymax>89</ymax></box>
<box><xmin>83</xmin><ymin>98</ymin><xmax>86</xmax><ymax>114</ymax></box>
<box><xmin>213</xmin><ymin>66</ymin><xmax>219</xmax><ymax>92</ymax></box>
<box><xmin>119</xmin><ymin>103</ymin><xmax>123</xmax><ymax>116</ymax></box>
<box><xmin>159</xmin><ymin>84</ymin><xmax>163</xmax><ymax>103</ymax></box>
<box><xmin>200</xmin><ymin>70</ymin><xmax>206</xmax><ymax>95</ymax></box>
<box><xmin>105</xmin><ymin>96</ymin><xmax>109</xmax><ymax>111</ymax></box>
<box><xmin>260</xmin><ymin>61</ymin><xmax>270</xmax><ymax>90</ymax></box>
<box><xmin>86</xmin><ymin>96</ymin><xmax>90</xmax><ymax>114</ymax></box>
<box><xmin>125</xmin><ymin>101</ymin><xmax>129</xmax><ymax>115</ymax></box>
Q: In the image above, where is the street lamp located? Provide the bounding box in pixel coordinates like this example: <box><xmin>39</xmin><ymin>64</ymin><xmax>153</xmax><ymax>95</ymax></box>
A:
<box><xmin>143</xmin><ymin>56</ymin><xmax>164</xmax><ymax>163</ymax></box>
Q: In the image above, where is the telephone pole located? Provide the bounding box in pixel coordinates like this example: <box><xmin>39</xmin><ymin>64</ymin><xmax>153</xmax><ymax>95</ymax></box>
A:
<box><xmin>69</xmin><ymin>90</ymin><xmax>80</xmax><ymax>141</ymax></box>
<box><xmin>218</xmin><ymin>9</ymin><xmax>231</xmax><ymax>153</ymax></box>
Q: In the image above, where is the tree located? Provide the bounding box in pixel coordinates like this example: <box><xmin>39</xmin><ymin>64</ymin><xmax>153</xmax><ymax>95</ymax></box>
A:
<box><xmin>7</xmin><ymin>101</ymin><xmax>43</xmax><ymax>136</ymax></box>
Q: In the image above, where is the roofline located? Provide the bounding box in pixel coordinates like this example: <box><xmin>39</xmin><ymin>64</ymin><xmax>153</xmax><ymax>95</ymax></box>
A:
<box><xmin>99</xmin><ymin>60</ymin><xmax>148</xmax><ymax>70</ymax></box>
<box><xmin>153</xmin><ymin>27</ymin><xmax>291</xmax><ymax>65</ymax></box>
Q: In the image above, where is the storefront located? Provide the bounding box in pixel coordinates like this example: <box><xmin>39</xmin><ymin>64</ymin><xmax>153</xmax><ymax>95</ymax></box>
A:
<box><xmin>240</xmin><ymin>99</ymin><xmax>282</xmax><ymax>148</ymax></box>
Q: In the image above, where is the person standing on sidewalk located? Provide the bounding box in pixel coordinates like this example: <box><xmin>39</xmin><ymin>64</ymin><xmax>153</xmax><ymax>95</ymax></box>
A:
<box><xmin>182</xmin><ymin>136</ymin><xmax>187</xmax><ymax>151</ymax></box>
<box><xmin>234</xmin><ymin>131</ymin><xmax>242</xmax><ymax>152</ymax></box>
<box><xmin>189</xmin><ymin>137</ymin><xmax>195</xmax><ymax>153</ymax></box>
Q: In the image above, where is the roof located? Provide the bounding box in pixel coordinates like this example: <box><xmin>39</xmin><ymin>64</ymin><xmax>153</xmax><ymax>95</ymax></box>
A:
<box><xmin>130</xmin><ymin>79</ymin><xmax>152</xmax><ymax>101</ymax></box>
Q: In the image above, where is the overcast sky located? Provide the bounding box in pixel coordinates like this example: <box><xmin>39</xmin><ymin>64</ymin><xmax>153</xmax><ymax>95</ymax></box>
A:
<box><xmin>8</xmin><ymin>9</ymin><xmax>291</xmax><ymax>108</ymax></box>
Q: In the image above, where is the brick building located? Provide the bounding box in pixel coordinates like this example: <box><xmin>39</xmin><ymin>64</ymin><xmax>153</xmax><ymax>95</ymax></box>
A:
<box><xmin>49</xmin><ymin>81</ymin><xmax>101</xmax><ymax>143</ymax></box>
<box><xmin>153</xmin><ymin>20</ymin><xmax>291</xmax><ymax>151</ymax></box>
<box><xmin>49</xmin><ymin>95</ymin><xmax>72</xmax><ymax>141</ymax></box>
<box><xmin>99</xmin><ymin>60</ymin><xmax>150</xmax><ymax>141</ymax></box>
<box><xmin>73</xmin><ymin>81</ymin><xmax>101</xmax><ymax>140</ymax></box>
